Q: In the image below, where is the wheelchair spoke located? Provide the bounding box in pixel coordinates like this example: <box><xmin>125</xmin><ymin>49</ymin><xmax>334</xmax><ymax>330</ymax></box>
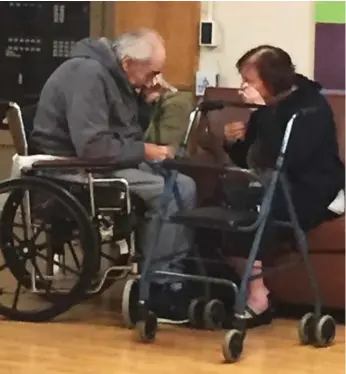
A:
<box><xmin>12</xmin><ymin>281</ymin><xmax>22</xmax><ymax>310</ymax></box>
<box><xmin>11</xmin><ymin>232</ymin><xmax>22</xmax><ymax>245</ymax></box>
<box><xmin>67</xmin><ymin>241</ymin><xmax>81</xmax><ymax>270</ymax></box>
<box><xmin>13</xmin><ymin>222</ymin><xmax>25</xmax><ymax>229</ymax></box>
<box><xmin>100</xmin><ymin>250</ymin><xmax>121</xmax><ymax>264</ymax></box>
<box><xmin>35</xmin><ymin>252</ymin><xmax>81</xmax><ymax>277</ymax></box>
<box><xmin>19</xmin><ymin>202</ymin><xmax>29</xmax><ymax>241</ymax></box>
<box><xmin>30</xmin><ymin>223</ymin><xmax>46</xmax><ymax>243</ymax></box>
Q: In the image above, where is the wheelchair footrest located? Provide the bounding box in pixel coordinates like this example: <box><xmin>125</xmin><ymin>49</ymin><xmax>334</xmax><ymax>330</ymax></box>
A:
<box><xmin>170</xmin><ymin>206</ymin><xmax>258</xmax><ymax>230</ymax></box>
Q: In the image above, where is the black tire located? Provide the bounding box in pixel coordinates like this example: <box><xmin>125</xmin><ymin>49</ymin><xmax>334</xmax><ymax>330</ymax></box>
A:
<box><xmin>298</xmin><ymin>312</ymin><xmax>315</xmax><ymax>345</ymax></box>
<box><xmin>203</xmin><ymin>299</ymin><xmax>226</xmax><ymax>330</ymax></box>
<box><xmin>188</xmin><ymin>298</ymin><xmax>206</xmax><ymax>329</ymax></box>
<box><xmin>314</xmin><ymin>315</ymin><xmax>336</xmax><ymax>347</ymax></box>
<box><xmin>222</xmin><ymin>329</ymin><xmax>244</xmax><ymax>363</ymax></box>
<box><xmin>121</xmin><ymin>278</ymin><xmax>139</xmax><ymax>328</ymax></box>
<box><xmin>136</xmin><ymin>311</ymin><xmax>157</xmax><ymax>343</ymax></box>
<box><xmin>0</xmin><ymin>176</ymin><xmax>99</xmax><ymax>322</ymax></box>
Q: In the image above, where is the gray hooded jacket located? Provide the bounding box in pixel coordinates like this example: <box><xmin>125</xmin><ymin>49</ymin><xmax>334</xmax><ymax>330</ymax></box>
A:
<box><xmin>30</xmin><ymin>38</ymin><xmax>145</xmax><ymax>164</ymax></box>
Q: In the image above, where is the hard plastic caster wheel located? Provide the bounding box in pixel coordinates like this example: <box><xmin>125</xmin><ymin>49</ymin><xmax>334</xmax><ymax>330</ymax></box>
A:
<box><xmin>298</xmin><ymin>312</ymin><xmax>315</xmax><ymax>345</ymax></box>
<box><xmin>121</xmin><ymin>278</ymin><xmax>139</xmax><ymax>328</ymax></box>
<box><xmin>222</xmin><ymin>329</ymin><xmax>244</xmax><ymax>363</ymax></box>
<box><xmin>136</xmin><ymin>311</ymin><xmax>158</xmax><ymax>343</ymax></box>
<box><xmin>203</xmin><ymin>299</ymin><xmax>226</xmax><ymax>330</ymax></box>
<box><xmin>188</xmin><ymin>298</ymin><xmax>206</xmax><ymax>329</ymax></box>
<box><xmin>314</xmin><ymin>315</ymin><xmax>336</xmax><ymax>347</ymax></box>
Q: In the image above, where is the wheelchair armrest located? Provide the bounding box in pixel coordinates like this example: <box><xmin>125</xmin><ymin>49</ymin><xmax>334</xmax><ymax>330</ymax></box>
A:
<box><xmin>31</xmin><ymin>157</ymin><xmax>138</xmax><ymax>172</ymax></box>
<box><xmin>162</xmin><ymin>158</ymin><xmax>231</xmax><ymax>175</ymax></box>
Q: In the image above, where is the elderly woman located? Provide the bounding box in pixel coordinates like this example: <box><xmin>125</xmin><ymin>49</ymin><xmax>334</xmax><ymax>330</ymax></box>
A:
<box><xmin>224</xmin><ymin>45</ymin><xmax>344</xmax><ymax>328</ymax></box>
<box><xmin>138</xmin><ymin>74</ymin><xmax>194</xmax><ymax>149</ymax></box>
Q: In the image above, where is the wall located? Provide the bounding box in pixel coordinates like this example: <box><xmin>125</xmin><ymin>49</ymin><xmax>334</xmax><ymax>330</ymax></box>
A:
<box><xmin>199</xmin><ymin>1</ymin><xmax>316</xmax><ymax>87</ymax></box>
<box><xmin>113</xmin><ymin>1</ymin><xmax>200</xmax><ymax>89</ymax></box>
<box><xmin>314</xmin><ymin>1</ymin><xmax>345</xmax><ymax>90</ymax></box>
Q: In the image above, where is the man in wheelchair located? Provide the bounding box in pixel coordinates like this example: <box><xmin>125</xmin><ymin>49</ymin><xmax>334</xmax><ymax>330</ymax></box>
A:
<box><xmin>29</xmin><ymin>28</ymin><xmax>196</xmax><ymax>324</ymax></box>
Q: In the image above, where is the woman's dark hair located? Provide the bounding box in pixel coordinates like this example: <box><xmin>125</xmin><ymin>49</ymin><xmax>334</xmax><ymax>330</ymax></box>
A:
<box><xmin>236</xmin><ymin>45</ymin><xmax>296</xmax><ymax>96</ymax></box>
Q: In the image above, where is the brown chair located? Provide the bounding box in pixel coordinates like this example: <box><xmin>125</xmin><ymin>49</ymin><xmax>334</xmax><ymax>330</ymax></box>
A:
<box><xmin>266</xmin><ymin>92</ymin><xmax>345</xmax><ymax>310</ymax></box>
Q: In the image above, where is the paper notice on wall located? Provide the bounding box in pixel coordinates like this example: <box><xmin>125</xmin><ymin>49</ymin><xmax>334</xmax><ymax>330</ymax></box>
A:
<box><xmin>195</xmin><ymin>71</ymin><xmax>219</xmax><ymax>96</ymax></box>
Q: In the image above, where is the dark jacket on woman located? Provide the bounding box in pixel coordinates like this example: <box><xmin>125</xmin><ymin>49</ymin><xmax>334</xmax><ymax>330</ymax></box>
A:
<box><xmin>225</xmin><ymin>74</ymin><xmax>345</xmax><ymax>230</ymax></box>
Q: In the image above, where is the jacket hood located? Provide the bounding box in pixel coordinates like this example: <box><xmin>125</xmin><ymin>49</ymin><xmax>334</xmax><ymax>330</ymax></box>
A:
<box><xmin>70</xmin><ymin>38</ymin><xmax>129</xmax><ymax>85</ymax></box>
<box><xmin>295</xmin><ymin>73</ymin><xmax>322</xmax><ymax>93</ymax></box>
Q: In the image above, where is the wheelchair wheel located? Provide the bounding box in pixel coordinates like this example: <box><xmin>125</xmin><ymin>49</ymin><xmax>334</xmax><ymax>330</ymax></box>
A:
<box><xmin>0</xmin><ymin>176</ymin><xmax>98</xmax><ymax>322</ymax></box>
<box><xmin>121</xmin><ymin>278</ymin><xmax>139</xmax><ymax>328</ymax></box>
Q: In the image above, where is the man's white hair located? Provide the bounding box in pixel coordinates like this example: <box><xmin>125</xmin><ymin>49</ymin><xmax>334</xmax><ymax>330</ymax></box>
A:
<box><xmin>112</xmin><ymin>28</ymin><xmax>164</xmax><ymax>62</ymax></box>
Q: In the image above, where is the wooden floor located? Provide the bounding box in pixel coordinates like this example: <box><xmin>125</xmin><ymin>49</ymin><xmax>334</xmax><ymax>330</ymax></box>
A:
<box><xmin>0</xmin><ymin>293</ymin><xmax>344</xmax><ymax>374</ymax></box>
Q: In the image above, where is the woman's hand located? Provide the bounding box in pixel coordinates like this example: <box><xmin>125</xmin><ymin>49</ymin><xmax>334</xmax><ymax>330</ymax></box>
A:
<box><xmin>239</xmin><ymin>83</ymin><xmax>266</xmax><ymax>106</ymax></box>
<box><xmin>224</xmin><ymin>121</ymin><xmax>246</xmax><ymax>142</ymax></box>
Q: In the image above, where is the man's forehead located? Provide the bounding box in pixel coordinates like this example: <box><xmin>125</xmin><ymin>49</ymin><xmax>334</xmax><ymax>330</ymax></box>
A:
<box><xmin>150</xmin><ymin>50</ymin><xmax>166</xmax><ymax>71</ymax></box>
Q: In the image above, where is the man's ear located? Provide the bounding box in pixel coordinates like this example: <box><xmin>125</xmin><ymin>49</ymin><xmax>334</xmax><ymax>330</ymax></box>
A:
<box><xmin>121</xmin><ymin>56</ymin><xmax>131</xmax><ymax>72</ymax></box>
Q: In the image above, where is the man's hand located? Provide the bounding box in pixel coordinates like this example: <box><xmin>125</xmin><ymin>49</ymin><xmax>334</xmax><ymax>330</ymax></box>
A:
<box><xmin>144</xmin><ymin>143</ymin><xmax>175</xmax><ymax>161</ymax></box>
<box><xmin>224</xmin><ymin>121</ymin><xmax>246</xmax><ymax>142</ymax></box>
<box><xmin>141</xmin><ymin>84</ymin><xmax>163</xmax><ymax>103</ymax></box>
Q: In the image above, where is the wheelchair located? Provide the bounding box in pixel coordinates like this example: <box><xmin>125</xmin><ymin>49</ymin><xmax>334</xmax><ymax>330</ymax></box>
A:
<box><xmin>0</xmin><ymin>101</ymin><xmax>207</xmax><ymax>323</ymax></box>
<box><xmin>120</xmin><ymin>105</ymin><xmax>337</xmax><ymax>362</ymax></box>
<box><xmin>0</xmin><ymin>101</ymin><xmax>151</xmax><ymax>322</ymax></box>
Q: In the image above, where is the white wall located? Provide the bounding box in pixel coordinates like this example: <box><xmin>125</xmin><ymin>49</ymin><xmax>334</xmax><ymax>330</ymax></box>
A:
<box><xmin>199</xmin><ymin>1</ymin><xmax>316</xmax><ymax>87</ymax></box>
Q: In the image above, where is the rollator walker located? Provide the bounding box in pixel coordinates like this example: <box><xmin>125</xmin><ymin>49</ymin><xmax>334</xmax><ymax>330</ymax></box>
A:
<box><xmin>120</xmin><ymin>100</ymin><xmax>337</xmax><ymax>363</ymax></box>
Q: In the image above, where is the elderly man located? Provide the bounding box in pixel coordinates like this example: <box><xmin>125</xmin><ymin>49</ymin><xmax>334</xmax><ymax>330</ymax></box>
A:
<box><xmin>30</xmin><ymin>29</ymin><xmax>196</xmax><ymax>324</ymax></box>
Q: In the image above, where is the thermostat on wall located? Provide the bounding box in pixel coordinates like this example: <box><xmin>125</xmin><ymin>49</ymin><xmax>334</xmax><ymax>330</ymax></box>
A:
<box><xmin>199</xmin><ymin>20</ymin><xmax>217</xmax><ymax>47</ymax></box>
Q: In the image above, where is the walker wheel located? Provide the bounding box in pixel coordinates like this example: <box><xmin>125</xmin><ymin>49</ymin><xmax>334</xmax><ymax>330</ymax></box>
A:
<box><xmin>314</xmin><ymin>315</ymin><xmax>336</xmax><ymax>347</ymax></box>
<box><xmin>136</xmin><ymin>311</ymin><xmax>158</xmax><ymax>343</ymax></box>
<box><xmin>203</xmin><ymin>299</ymin><xmax>226</xmax><ymax>330</ymax></box>
<box><xmin>298</xmin><ymin>312</ymin><xmax>315</xmax><ymax>345</ymax></box>
<box><xmin>188</xmin><ymin>298</ymin><xmax>206</xmax><ymax>329</ymax></box>
<box><xmin>222</xmin><ymin>329</ymin><xmax>244</xmax><ymax>363</ymax></box>
<box><xmin>121</xmin><ymin>278</ymin><xmax>139</xmax><ymax>328</ymax></box>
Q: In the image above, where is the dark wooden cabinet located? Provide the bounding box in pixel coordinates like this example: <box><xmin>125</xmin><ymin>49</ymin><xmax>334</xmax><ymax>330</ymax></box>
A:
<box><xmin>0</xmin><ymin>2</ymin><xmax>90</xmax><ymax>105</ymax></box>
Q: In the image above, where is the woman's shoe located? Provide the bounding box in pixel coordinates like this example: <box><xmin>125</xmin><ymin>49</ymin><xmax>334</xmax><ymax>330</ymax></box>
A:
<box><xmin>243</xmin><ymin>305</ymin><xmax>273</xmax><ymax>328</ymax></box>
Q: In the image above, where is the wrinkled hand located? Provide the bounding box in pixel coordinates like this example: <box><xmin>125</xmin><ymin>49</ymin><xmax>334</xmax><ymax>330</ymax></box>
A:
<box><xmin>238</xmin><ymin>83</ymin><xmax>265</xmax><ymax>106</ymax></box>
<box><xmin>144</xmin><ymin>143</ymin><xmax>175</xmax><ymax>161</ymax></box>
<box><xmin>141</xmin><ymin>84</ymin><xmax>163</xmax><ymax>103</ymax></box>
<box><xmin>224</xmin><ymin>121</ymin><xmax>246</xmax><ymax>142</ymax></box>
